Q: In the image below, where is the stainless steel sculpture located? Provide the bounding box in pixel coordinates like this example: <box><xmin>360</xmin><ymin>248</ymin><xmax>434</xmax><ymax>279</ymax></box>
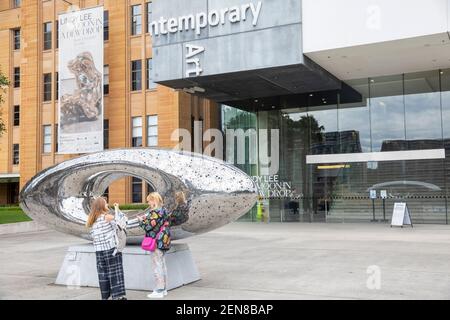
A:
<box><xmin>20</xmin><ymin>149</ymin><xmax>258</xmax><ymax>240</ymax></box>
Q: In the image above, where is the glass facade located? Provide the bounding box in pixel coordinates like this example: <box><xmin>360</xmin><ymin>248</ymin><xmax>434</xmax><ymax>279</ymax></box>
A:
<box><xmin>222</xmin><ymin>69</ymin><xmax>450</xmax><ymax>224</ymax></box>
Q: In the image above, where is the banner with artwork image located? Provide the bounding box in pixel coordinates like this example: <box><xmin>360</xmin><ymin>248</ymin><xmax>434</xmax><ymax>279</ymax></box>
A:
<box><xmin>58</xmin><ymin>6</ymin><xmax>104</xmax><ymax>154</ymax></box>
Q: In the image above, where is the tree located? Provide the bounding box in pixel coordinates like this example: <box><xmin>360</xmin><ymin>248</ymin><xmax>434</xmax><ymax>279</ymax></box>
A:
<box><xmin>0</xmin><ymin>67</ymin><xmax>9</xmax><ymax>137</ymax></box>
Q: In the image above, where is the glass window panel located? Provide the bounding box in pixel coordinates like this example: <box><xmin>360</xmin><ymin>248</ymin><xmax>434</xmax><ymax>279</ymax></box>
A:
<box><xmin>441</xmin><ymin>69</ymin><xmax>450</xmax><ymax>140</ymax></box>
<box><xmin>43</xmin><ymin>22</ymin><xmax>52</xmax><ymax>50</ymax></box>
<box><xmin>148</xmin><ymin>115</ymin><xmax>157</xmax><ymax>126</ymax></box>
<box><xmin>13</xmin><ymin>144</ymin><xmax>19</xmax><ymax>165</ymax></box>
<box><xmin>369</xmin><ymin>74</ymin><xmax>405</xmax><ymax>152</ymax></box>
<box><xmin>104</xmin><ymin>65</ymin><xmax>109</xmax><ymax>95</ymax></box>
<box><xmin>148</xmin><ymin>136</ymin><xmax>158</xmax><ymax>147</ymax></box>
<box><xmin>43</xmin><ymin>125</ymin><xmax>52</xmax><ymax>153</ymax></box>
<box><xmin>13</xmin><ymin>29</ymin><xmax>20</xmax><ymax>50</ymax></box>
<box><xmin>132</xmin><ymin>117</ymin><xmax>142</xmax><ymax>127</ymax></box>
<box><xmin>14</xmin><ymin>105</ymin><xmax>20</xmax><ymax>126</ymax></box>
<box><xmin>148</xmin><ymin>126</ymin><xmax>158</xmax><ymax>136</ymax></box>
<box><xmin>339</xmin><ymin>78</ymin><xmax>371</xmax><ymax>153</ymax></box>
<box><xmin>132</xmin><ymin>117</ymin><xmax>143</xmax><ymax>147</ymax></box>
<box><xmin>104</xmin><ymin>11</ymin><xmax>109</xmax><ymax>41</ymax></box>
<box><xmin>132</xmin><ymin>177</ymin><xmax>143</xmax><ymax>203</ymax></box>
<box><xmin>404</xmin><ymin>70</ymin><xmax>442</xmax><ymax>144</ymax></box>
<box><xmin>132</xmin><ymin>128</ymin><xmax>142</xmax><ymax>137</ymax></box>
<box><xmin>55</xmin><ymin>125</ymin><xmax>58</xmax><ymax>153</ymax></box>
<box><xmin>43</xmin><ymin>73</ymin><xmax>52</xmax><ymax>102</ymax></box>
<box><xmin>131</xmin><ymin>60</ymin><xmax>142</xmax><ymax>91</ymax></box>
<box><xmin>103</xmin><ymin>119</ymin><xmax>109</xmax><ymax>149</ymax></box>
<box><xmin>131</xmin><ymin>5</ymin><xmax>142</xmax><ymax>35</ymax></box>
<box><xmin>14</xmin><ymin>67</ymin><xmax>20</xmax><ymax>88</ymax></box>
<box><xmin>146</xmin><ymin>58</ymin><xmax>156</xmax><ymax>89</ymax></box>
<box><xmin>307</xmin><ymin>95</ymin><xmax>338</xmax><ymax>155</ymax></box>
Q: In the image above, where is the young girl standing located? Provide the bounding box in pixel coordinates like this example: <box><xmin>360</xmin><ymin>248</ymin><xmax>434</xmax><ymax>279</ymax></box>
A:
<box><xmin>138</xmin><ymin>192</ymin><xmax>172</xmax><ymax>299</ymax></box>
<box><xmin>86</xmin><ymin>197</ymin><xmax>127</xmax><ymax>300</ymax></box>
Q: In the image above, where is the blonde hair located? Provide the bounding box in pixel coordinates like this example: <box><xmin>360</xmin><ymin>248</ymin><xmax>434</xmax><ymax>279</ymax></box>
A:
<box><xmin>175</xmin><ymin>191</ymin><xmax>186</xmax><ymax>205</ymax></box>
<box><xmin>147</xmin><ymin>192</ymin><xmax>163</xmax><ymax>208</ymax></box>
<box><xmin>86</xmin><ymin>197</ymin><xmax>108</xmax><ymax>228</ymax></box>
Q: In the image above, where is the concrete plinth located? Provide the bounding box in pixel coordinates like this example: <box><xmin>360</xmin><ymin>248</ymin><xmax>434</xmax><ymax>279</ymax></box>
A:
<box><xmin>55</xmin><ymin>244</ymin><xmax>200</xmax><ymax>291</ymax></box>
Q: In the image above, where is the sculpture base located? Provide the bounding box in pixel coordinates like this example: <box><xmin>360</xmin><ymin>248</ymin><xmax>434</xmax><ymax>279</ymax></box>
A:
<box><xmin>55</xmin><ymin>244</ymin><xmax>200</xmax><ymax>291</ymax></box>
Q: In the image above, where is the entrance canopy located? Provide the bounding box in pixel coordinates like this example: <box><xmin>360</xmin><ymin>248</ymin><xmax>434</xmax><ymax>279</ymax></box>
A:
<box><xmin>151</xmin><ymin>0</ymin><xmax>344</xmax><ymax>103</ymax></box>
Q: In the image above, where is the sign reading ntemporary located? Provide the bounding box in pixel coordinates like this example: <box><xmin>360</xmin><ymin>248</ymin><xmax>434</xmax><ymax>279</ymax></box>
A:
<box><xmin>58</xmin><ymin>6</ymin><xmax>104</xmax><ymax>154</ymax></box>
<box><xmin>150</xmin><ymin>1</ymin><xmax>262</xmax><ymax>36</ymax></box>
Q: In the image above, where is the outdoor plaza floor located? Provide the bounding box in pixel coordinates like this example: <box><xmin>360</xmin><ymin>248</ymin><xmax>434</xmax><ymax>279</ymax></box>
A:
<box><xmin>1</xmin><ymin>222</ymin><xmax>449</xmax><ymax>300</ymax></box>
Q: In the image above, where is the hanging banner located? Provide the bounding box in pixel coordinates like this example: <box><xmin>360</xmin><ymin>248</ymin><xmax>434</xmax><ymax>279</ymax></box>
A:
<box><xmin>58</xmin><ymin>6</ymin><xmax>104</xmax><ymax>154</ymax></box>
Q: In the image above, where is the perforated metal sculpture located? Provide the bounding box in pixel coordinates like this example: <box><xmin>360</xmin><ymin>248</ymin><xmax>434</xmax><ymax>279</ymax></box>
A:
<box><xmin>20</xmin><ymin>149</ymin><xmax>258</xmax><ymax>240</ymax></box>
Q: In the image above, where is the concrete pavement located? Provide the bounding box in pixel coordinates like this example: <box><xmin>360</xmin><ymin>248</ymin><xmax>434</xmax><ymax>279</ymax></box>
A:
<box><xmin>1</xmin><ymin>222</ymin><xmax>449</xmax><ymax>300</ymax></box>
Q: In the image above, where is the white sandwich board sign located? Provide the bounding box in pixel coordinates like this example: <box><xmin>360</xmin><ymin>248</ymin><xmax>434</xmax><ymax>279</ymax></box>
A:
<box><xmin>391</xmin><ymin>202</ymin><xmax>413</xmax><ymax>228</ymax></box>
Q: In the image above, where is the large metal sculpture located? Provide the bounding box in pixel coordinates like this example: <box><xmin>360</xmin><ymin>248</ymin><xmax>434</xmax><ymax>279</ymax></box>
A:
<box><xmin>20</xmin><ymin>149</ymin><xmax>258</xmax><ymax>240</ymax></box>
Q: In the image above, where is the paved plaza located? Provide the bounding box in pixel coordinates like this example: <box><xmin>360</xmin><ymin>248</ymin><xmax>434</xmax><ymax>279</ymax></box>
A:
<box><xmin>1</xmin><ymin>222</ymin><xmax>449</xmax><ymax>300</ymax></box>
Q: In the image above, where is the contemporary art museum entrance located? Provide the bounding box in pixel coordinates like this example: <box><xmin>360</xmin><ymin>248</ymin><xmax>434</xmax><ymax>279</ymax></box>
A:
<box><xmin>222</xmin><ymin>71</ymin><xmax>450</xmax><ymax>225</ymax></box>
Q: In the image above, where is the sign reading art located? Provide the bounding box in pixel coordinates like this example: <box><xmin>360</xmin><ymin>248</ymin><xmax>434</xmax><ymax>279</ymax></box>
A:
<box><xmin>58</xmin><ymin>6</ymin><xmax>104</xmax><ymax>154</ymax></box>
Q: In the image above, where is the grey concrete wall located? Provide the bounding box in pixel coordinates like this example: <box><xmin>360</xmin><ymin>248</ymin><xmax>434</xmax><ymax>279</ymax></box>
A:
<box><xmin>153</xmin><ymin>24</ymin><xmax>302</xmax><ymax>81</ymax></box>
<box><xmin>151</xmin><ymin>0</ymin><xmax>303</xmax><ymax>83</ymax></box>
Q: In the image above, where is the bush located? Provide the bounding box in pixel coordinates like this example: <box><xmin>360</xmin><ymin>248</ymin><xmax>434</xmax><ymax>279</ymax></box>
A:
<box><xmin>118</xmin><ymin>204</ymin><xmax>148</xmax><ymax>211</ymax></box>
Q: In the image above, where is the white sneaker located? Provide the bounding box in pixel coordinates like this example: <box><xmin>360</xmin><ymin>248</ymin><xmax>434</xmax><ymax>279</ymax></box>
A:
<box><xmin>164</xmin><ymin>290</ymin><xmax>168</xmax><ymax>296</ymax></box>
<box><xmin>147</xmin><ymin>291</ymin><xmax>164</xmax><ymax>299</ymax></box>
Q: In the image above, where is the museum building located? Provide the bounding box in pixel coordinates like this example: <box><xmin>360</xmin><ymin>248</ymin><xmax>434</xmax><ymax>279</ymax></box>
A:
<box><xmin>150</xmin><ymin>0</ymin><xmax>450</xmax><ymax>224</ymax></box>
<box><xmin>3</xmin><ymin>0</ymin><xmax>450</xmax><ymax>225</ymax></box>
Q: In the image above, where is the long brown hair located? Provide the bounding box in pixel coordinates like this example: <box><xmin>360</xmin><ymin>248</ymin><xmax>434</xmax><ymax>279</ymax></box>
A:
<box><xmin>86</xmin><ymin>197</ymin><xmax>109</xmax><ymax>228</ymax></box>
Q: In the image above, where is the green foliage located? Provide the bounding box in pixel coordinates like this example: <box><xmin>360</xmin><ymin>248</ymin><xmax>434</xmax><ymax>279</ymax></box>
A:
<box><xmin>0</xmin><ymin>66</ymin><xmax>10</xmax><ymax>137</ymax></box>
<box><xmin>118</xmin><ymin>204</ymin><xmax>148</xmax><ymax>211</ymax></box>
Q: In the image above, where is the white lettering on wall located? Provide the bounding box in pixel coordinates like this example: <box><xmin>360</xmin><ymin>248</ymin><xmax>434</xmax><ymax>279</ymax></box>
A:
<box><xmin>150</xmin><ymin>1</ymin><xmax>263</xmax><ymax>36</ymax></box>
<box><xmin>185</xmin><ymin>44</ymin><xmax>205</xmax><ymax>77</ymax></box>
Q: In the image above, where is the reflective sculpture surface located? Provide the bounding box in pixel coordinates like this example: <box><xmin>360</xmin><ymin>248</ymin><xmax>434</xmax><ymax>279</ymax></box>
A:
<box><xmin>20</xmin><ymin>149</ymin><xmax>258</xmax><ymax>240</ymax></box>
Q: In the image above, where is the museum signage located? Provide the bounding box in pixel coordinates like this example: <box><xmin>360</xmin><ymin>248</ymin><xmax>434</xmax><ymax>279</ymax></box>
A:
<box><xmin>149</xmin><ymin>1</ymin><xmax>262</xmax><ymax>36</ymax></box>
<box><xmin>150</xmin><ymin>0</ymin><xmax>330</xmax><ymax>102</ymax></box>
<box><xmin>58</xmin><ymin>6</ymin><xmax>104</xmax><ymax>154</ymax></box>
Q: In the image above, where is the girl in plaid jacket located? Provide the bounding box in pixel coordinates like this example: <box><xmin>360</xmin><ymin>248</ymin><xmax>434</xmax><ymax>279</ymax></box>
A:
<box><xmin>86</xmin><ymin>197</ymin><xmax>127</xmax><ymax>300</ymax></box>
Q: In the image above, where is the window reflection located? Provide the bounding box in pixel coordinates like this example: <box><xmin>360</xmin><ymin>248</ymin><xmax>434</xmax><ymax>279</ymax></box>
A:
<box><xmin>339</xmin><ymin>78</ymin><xmax>371</xmax><ymax>153</ymax></box>
<box><xmin>404</xmin><ymin>71</ymin><xmax>442</xmax><ymax>143</ymax></box>
<box><xmin>221</xmin><ymin>68</ymin><xmax>449</xmax><ymax>224</ymax></box>
<box><xmin>369</xmin><ymin>75</ymin><xmax>405</xmax><ymax>152</ymax></box>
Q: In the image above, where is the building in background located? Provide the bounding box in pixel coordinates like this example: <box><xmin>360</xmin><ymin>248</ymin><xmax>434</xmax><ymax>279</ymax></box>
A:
<box><xmin>151</xmin><ymin>0</ymin><xmax>450</xmax><ymax>225</ymax></box>
<box><xmin>3</xmin><ymin>0</ymin><xmax>450</xmax><ymax>225</ymax></box>
<box><xmin>0</xmin><ymin>0</ymin><xmax>220</xmax><ymax>205</ymax></box>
